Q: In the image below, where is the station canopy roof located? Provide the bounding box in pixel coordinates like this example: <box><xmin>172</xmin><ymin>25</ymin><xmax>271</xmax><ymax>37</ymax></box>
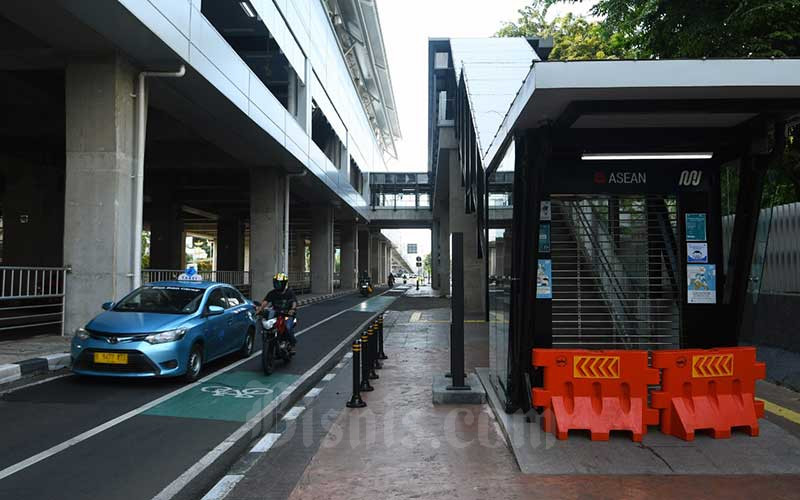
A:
<box><xmin>484</xmin><ymin>58</ymin><xmax>800</xmax><ymax>169</ymax></box>
<box><xmin>449</xmin><ymin>38</ymin><xmax>538</xmax><ymax>158</ymax></box>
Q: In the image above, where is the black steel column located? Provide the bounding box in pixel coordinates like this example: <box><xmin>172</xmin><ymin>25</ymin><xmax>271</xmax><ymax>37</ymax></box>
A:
<box><xmin>447</xmin><ymin>232</ymin><xmax>469</xmax><ymax>390</ymax></box>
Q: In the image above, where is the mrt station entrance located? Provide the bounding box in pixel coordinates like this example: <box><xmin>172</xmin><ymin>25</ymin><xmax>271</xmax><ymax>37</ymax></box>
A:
<box><xmin>489</xmin><ymin>112</ymin><xmax>799</xmax><ymax>413</ymax></box>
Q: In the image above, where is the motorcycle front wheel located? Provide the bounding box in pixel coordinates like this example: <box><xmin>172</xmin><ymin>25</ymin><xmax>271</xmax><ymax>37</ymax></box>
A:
<box><xmin>262</xmin><ymin>338</ymin><xmax>275</xmax><ymax>375</ymax></box>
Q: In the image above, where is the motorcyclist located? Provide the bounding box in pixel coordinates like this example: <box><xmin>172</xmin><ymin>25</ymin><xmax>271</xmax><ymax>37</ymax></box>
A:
<box><xmin>256</xmin><ymin>272</ymin><xmax>298</xmax><ymax>352</ymax></box>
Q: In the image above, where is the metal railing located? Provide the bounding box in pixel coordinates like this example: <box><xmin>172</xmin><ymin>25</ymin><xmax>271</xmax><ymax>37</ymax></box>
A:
<box><xmin>0</xmin><ymin>266</ymin><xmax>69</xmax><ymax>337</ymax></box>
<box><xmin>723</xmin><ymin>202</ymin><xmax>800</xmax><ymax>294</ymax></box>
<box><xmin>142</xmin><ymin>269</ymin><xmax>250</xmax><ymax>286</ymax></box>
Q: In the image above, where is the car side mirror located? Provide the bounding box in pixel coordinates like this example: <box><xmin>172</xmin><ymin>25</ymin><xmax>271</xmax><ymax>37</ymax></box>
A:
<box><xmin>102</xmin><ymin>301</ymin><xmax>114</xmax><ymax>311</ymax></box>
<box><xmin>206</xmin><ymin>305</ymin><xmax>225</xmax><ymax>317</ymax></box>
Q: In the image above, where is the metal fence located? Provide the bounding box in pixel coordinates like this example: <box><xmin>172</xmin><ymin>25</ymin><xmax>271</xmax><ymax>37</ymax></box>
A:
<box><xmin>0</xmin><ymin>266</ymin><xmax>69</xmax><ymax>337</ymax></box>
<box><xmin>142</xmin><ymin>269</ymin><xmax>251</xmax><ymax>296</ymax></box>
<box><xmin>723</xmin><ymin>202</ymin><xmax>800</xmax><ymax>294</ymax></box>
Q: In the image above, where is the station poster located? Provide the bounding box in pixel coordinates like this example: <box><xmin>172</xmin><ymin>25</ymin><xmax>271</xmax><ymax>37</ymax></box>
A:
<box><xmin>685</xmin><ymin>213</ymin><xmax>707</xmax><ymax>241</ymax></box>
<box><xmin>687</xmin><ymin>264</ymin><xmax>716</xmax><ymax>304</ymax></box>
<box><xmin>540</xmin><ymin>201</ymin><xmax>551</xmax><ymax>222</ymax></box>
<box><xmin>536</xmin><ymin>259</ymin><xmax>552</xmax><ymax>299</ymax></box>
<box><xmin>687</xmin><ymin>242</ymin><xmax>709</xmax><ymax>263</ymax></box>
<box><xmin>539</xmin><ymin>223</ymin><xmax>551</xmax><ymax>253</ymax></box>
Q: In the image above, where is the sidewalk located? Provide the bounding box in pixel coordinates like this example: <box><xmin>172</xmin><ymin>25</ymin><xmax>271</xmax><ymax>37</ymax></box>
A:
<box><xmin>225</xmin><ymin>293</ymin><xmax>800</xmax><ymax>499</ymax></box>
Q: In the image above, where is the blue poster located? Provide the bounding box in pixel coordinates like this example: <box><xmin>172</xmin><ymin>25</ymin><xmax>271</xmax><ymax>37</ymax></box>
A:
<box><xmin>685</xmin><ymin>213</ymin><xmax>707</xmax><ymax>241</ymax></box>
<box><xmin>539</xmin><ymin>223</ymin><xmax>551</xmax><ymax>253</ymax></box>
<box><xmin>687</xmin><ymin>264</ymin><xmax>716</xmax><ymax>304</ymax></box>
<box><xmin>687</xmin><ymin>242</ymin><xmax>708</xmax><ymax>263</ymax></box>
<box><xmin>536</xmin><ymin>259</ymin><xmax>552</xmax><ymax>299</ymax></box>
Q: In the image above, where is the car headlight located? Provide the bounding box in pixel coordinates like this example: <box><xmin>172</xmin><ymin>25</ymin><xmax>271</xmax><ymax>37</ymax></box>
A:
<box><xmin>262</xmin><ymin>318</ymin><xmax>277</xmax><ymax>329</ymax></box>
<box><xmin>74</xmin><ymin>328</ymin><xmax>90</xmax><ymax>340</ymax></box>
<box><xmin>145</xmin><ymin>328</ymin><xmax>187</xmax><ymax>345</ymax></box>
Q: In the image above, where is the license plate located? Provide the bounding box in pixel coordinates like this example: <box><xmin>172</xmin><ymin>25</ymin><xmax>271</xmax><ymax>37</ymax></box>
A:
<box><xmin>93</xmin><ymin>352</ymin><xmax>128</xmax><ymax>365</ymax></box>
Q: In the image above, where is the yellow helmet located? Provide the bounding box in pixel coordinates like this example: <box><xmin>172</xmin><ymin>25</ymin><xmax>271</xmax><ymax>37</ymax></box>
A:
<box><xmin>273</xmin><ymin>272</ymin><xmax>289</xmax><ymax>291</ymax></box>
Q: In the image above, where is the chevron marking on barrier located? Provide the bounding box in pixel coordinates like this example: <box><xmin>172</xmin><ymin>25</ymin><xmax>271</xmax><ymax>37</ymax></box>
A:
<box><xmin>692</xmin><ymin>354</ymin><xmax>733</xmax><ymax>378</ymax></box>
<box><xmin>573</xmin><ymin>356</ymin><xmax>620</xmax><ymax>379</ymax></box>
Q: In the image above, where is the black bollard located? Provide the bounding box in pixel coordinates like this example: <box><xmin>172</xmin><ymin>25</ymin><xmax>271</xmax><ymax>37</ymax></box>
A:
<box><xmin>359</xmin><ymin>333</ymin><xmax>374</xmax><ymax>392</ymax></box>
<box><xmin>367</xmin><ymin>327</ymin><xmax>380</xmax><ymax>378</ymax></box>
<box><xmin>378</xmin><ymin>315</ymin><xmax>388</xmax><ymax>360</ymax></box>
<box><xmin>371</xmin><ymin>324</ymin><xmax>383</xmax><ymax>370</ymax></box>
<box><xmin>346</xmin><ymin>340</ymin><xmax>367</xmax><ymax>408</ymax></box>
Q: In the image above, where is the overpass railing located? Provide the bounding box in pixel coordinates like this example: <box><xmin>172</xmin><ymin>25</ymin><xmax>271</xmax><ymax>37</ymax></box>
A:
<box><xmin>0</xmin><ymin>266</ymin><xmax>69</xmax><ymax>337</ymax></box>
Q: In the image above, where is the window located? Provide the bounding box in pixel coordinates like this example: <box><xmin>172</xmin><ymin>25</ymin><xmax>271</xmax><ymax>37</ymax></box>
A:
<box><xmin>114</xmin><ymin>286</ymin><xmax>204</xmax><ymax>314</ymax></box>
<box><xmin>223</xmin><ymin>287</ymin><xmax>246</xmax><ymax>307</ymax></box>
<box><xmin>206</xmin><ymin>288</ymin><xmax>229</xmax><ymax>310</ymax></box>
<box><xmin>350</xmin><ymin>157</ymin><xmax>363</xmax><ymax>193</ymax></box>
<box><xmin>407</xmin><ymin>244</ymin><xmax>418</xmax><ymax>254</ymax></box>
<box><xmin>202</xmin><ymin>2</ymin><xmax>304</xmax><ymax>121</ymax></box>
<box><xmin>312</xmin><ymin>100</ymin><xmax>345</xmax><ymax>169</ymax></box>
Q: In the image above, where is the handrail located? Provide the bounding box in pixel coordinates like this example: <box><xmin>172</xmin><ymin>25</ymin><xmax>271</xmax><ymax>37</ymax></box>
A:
<box><xmin>565</xmin><ymin>202</ymin><xmax>639</xmax><ymax>347</ymax></box>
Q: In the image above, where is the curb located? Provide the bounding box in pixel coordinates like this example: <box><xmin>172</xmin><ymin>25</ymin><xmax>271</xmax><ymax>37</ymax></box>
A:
<box><xmin>296</xmin><ymin>289</ymin><xmax>356</xmax><ymax>306</ymax></box>
<box><xmin>0</xmin><ymin>353</ymin><xmax>71</xmax><ymax>390</ymax></box>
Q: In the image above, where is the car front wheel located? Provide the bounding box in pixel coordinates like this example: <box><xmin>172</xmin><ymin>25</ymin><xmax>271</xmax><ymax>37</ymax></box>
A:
<box><xmin>184</xmin><ymin>343</ymin><xmax>203</xmax><ymax>383</ymax></box>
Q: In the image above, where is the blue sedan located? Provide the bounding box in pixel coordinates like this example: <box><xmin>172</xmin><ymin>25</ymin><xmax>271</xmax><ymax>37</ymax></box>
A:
<box><xmin>71</xmin><ymin>281</ymin><xmax>257</xmax><ymax>381</ymax></box>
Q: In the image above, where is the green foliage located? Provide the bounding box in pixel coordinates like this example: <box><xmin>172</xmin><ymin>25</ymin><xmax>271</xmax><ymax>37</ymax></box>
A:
<box><xmin>141</xmin><ymin>230</ymin><xmax>150</xmax><ymax>269</ymax></box>
<box><xmin>497</xmin><ymin>1</ymin><xmax>631</xmax><ymax>60</ymax></box>
<box><xmin>423</xmin><ymin>253</ymin><xmax>432</xmax><ymax>276</ymax></box>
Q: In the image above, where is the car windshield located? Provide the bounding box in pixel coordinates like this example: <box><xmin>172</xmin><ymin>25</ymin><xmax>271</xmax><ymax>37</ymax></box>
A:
<box><xmin>113</xmin><ymin>286</ymin><xmax>205</xmax><ymax>314</ymax></box>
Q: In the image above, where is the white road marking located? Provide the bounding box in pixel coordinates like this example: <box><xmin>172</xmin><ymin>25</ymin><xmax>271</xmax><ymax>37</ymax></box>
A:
<box><xmin>410</xmin><ymin>311</ymin><xmax>422</xmax><ymax>322</ymax></box>
<box><xmin>200</xmin><ymin>475</ymin><xmax>243</xmax><ymax>500</ymax></box>
<box><xmin>322</xmin><ymin>373</ymin><xmax>335</xmax><ymax>382</ymax></box>
<box><xmin>249</xmin><ymin>433</ymin><xmax>281</xmax><ymax>453</ymax></box>
<box><xmin>343</xmin><ymin>352</ymin><xmax>353</xmax><ymax>359</ymax></box>
<box><xmin>0</xmin><ymin>292</ymin><xmax>388</xmax><ymax>483</ymax></box>
<box><xmin>283</xmin><ymin>406</ymin><xmax>305</xmax><ymax>420</ymax></box>
<box><xmin>305</xmin><ymin>387</ymin><xmax>323</xmax><ymax>399</ymax></box>
<box><xmin>150</xmin><ymin>309</ymin><xmax>390</xmax><ymax>500</ymax></box>
<box><xmin>0</xmin><ymin>373</ymin><xmax>72</xmax><ymax>395</ymax></box>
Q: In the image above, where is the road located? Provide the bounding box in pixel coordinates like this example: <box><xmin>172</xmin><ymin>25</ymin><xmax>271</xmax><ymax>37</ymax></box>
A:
<box><xmin>0</xmin><ymin>290</ymin><xmax>401</xmax><ymax>500</ymax></box>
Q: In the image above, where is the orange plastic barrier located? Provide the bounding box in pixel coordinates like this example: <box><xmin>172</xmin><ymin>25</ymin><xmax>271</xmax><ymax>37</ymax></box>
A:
<box><xmin>651</xmin><ymin>347</ymin><xmax>765</xmax><ymax>441</ymax></box>
<box><xmin>532</xmin><ymin>349</ymin><xmax>659</xmax><ymax>442</ymax></box>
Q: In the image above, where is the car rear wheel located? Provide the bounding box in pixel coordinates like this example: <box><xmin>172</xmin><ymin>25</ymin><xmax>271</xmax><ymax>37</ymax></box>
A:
<box><xmin>184</xmin><ymin>344</ymin><xmax>203</xmax><ymax>383</ymax></box>
<box><xmin>240</xmin><ymin>328</ymin><xmax>255</xmax><ymax>358</ymax></box>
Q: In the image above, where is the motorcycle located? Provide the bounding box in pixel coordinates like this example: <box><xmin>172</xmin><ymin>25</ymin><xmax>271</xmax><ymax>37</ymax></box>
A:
<box><xmin>359</xmin><ymin>279</ymin><xmax>373</xmax><ymax>297</ymax></box>
<box><xmin>260</xmin><ymin>309</ymin><xmax>294</xmax><ymax>375</ymax></box>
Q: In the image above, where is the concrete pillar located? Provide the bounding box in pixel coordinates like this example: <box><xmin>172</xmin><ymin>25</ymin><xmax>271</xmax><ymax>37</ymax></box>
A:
<box><xmin>431</xmin><ymin>220</ymin><xmax>439</xmax><ymax>286</ymax></box>
<box><xmin>385</xmin><ymin>244</ymin><xmax>391</xmax><ymax>281</ymax></box>
<box><xmin>340</xmin><ymin>222</ymin><xmax>357</xmax><ymax>289</ymax></box>
<box><xmin>149</xmin><ymin>182</ymin><xmax>184</xmax><ymax>269</ymax></box>
<box><xmin>250</xmin><ymin>167</ymin><xmax>286</xmax><ymax>299</ymax></box>
<box><xmin>369</xmin><ymin>233</ymin><xmax>381</xmax><ymax>282</ymax></box>
<box><xmin>217</xmin><ymin>216</ymin><xmax>244</xmax><ymax>271</ymax></box>
<box><xmin>63</xmin><ymin>57</ymin><xmax>136</xmax><ymax>335</ymax></box>
<box><xmin>289</xmin><ymin>231</ymin><xmax>305</xmax><ymax>276</ymax></box>
<box><xmin>358</xmin><ymin>229</ymin><xmax>370</xmax><ymax>278</ymax></box>
<box><xmin>449</xmin><ymin>149</ymin><xmax>486</xmax><ymax>315</ymax></box>
<box><xmin>436</xmin><ymin>214</ymin><xmax>450</xmax><ymax>294</ymax></box>
<box><xmin>311</xmin><ymin>206</ymin><xmax>334</xmax><ymax>294</ymax></box>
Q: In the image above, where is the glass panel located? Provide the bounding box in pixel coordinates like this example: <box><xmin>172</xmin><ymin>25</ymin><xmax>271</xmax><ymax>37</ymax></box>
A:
<box><xmin>488</xmin><ymin>140</ymin><xmax>514</xmax><ymax>398</ymax></box>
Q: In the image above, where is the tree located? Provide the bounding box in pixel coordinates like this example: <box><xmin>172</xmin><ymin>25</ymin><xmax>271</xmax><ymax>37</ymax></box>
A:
<box><xmin>423</xmin><ymin>253</ymin><xmax>432</xmax><ymax>278</ymax></box>
<box><xmin>496</xmin><ymin>1</ymin><xmax>631</xmax><ymax>60</ymax></box>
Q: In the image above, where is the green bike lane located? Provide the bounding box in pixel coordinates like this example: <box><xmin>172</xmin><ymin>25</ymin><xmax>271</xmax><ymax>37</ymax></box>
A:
<box><xmin>0</xmin><ymin>292</ymin><xmax>399</xmax><ymax>500</ymax></box>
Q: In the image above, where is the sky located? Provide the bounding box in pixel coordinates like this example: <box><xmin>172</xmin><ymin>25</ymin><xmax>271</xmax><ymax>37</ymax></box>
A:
<box><xmin>376</xmin><ymin>0</ymin><xmax>595</xmax><ymax>172</ymax></box>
